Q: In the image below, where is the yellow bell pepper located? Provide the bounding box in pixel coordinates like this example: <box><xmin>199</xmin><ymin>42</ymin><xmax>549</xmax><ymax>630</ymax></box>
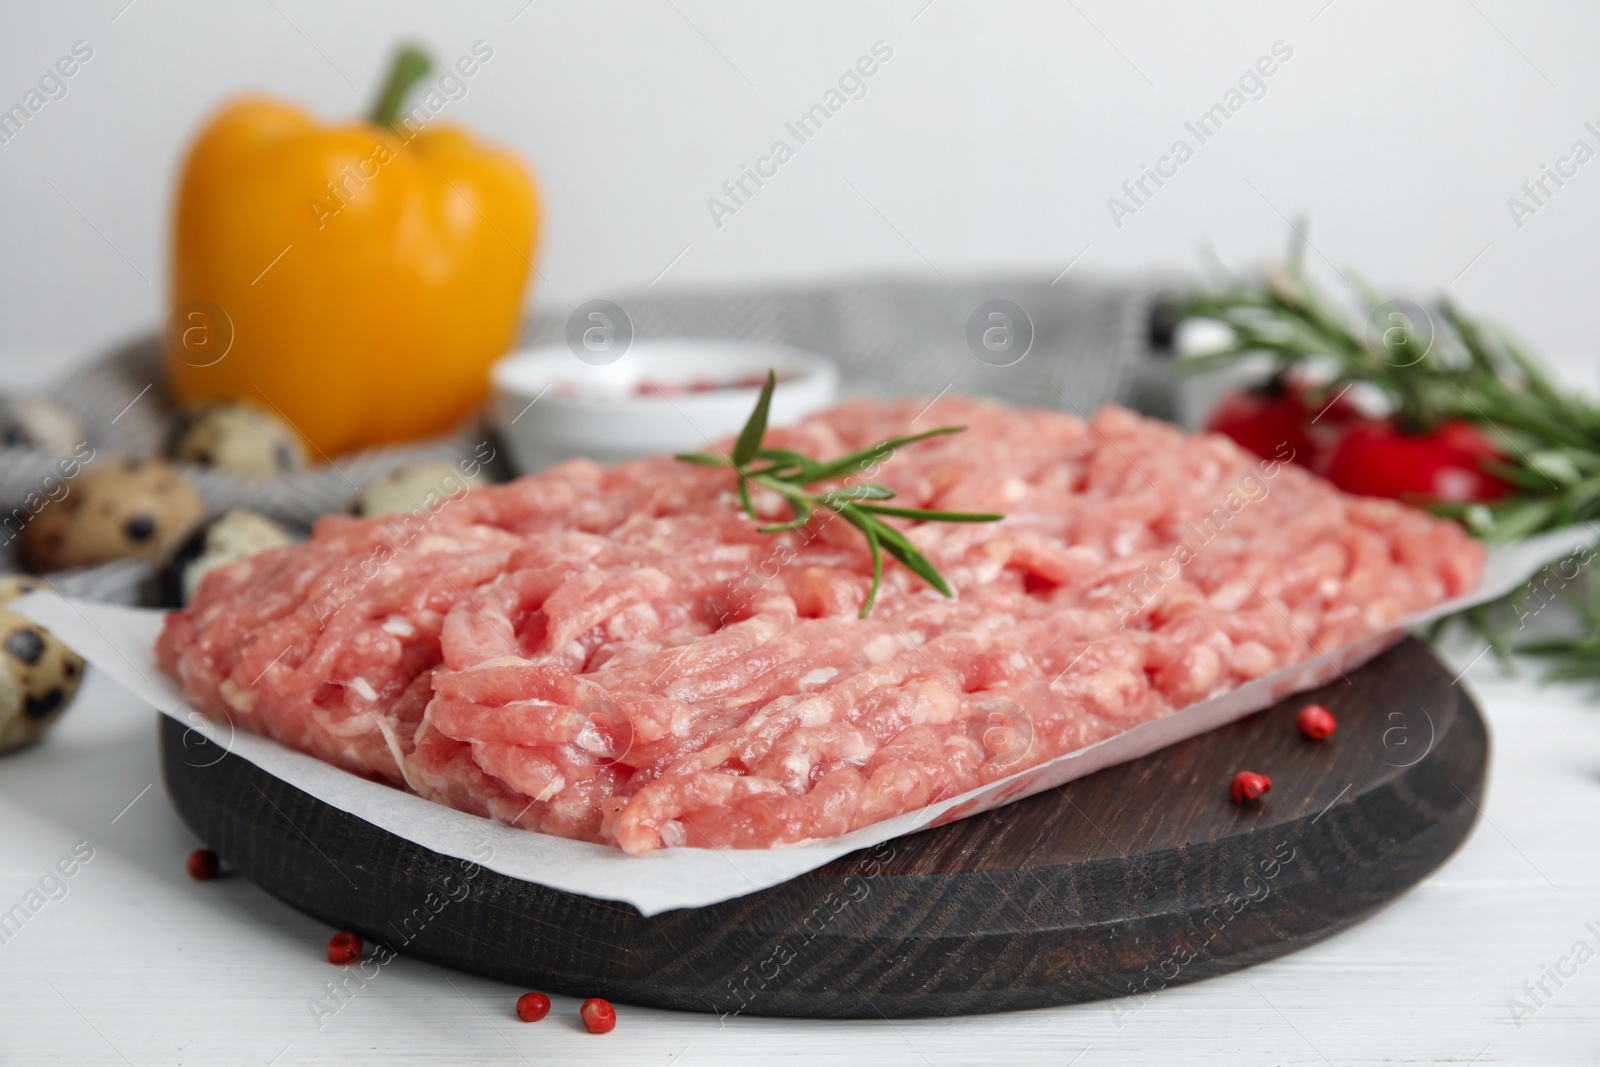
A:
<box><xmin>168</xmin><ymin>48</ymin><xmax>539</xmax><ymax>457</ymax></box>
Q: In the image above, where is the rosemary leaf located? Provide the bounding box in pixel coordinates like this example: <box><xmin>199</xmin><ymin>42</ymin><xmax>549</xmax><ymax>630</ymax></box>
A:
<box><xmin>857</xmin><ymin>503</ymin><xmax>1006</xmax><ymax>522</ymax></box>
<box><xmin>676</xmin><ymin>451</ymin><xmax>730</xmax><ymax>467</ymax></box>
<box><xmin>732</xmin><ymin>370</ymin><xmax>777</xmax><ymax>468</ymax></box>
<box><xmin>819</xmin><ymin>484</ymin><xmax>897</xmax><ymax>505</ymax></box>
<box><xmin>737</xmin><ymin>475</ymin><xmax>756</xmax><ymax>519</ymax></box>
<box><xmin>859</xmin><ymin>523</ymin><xmax>884</xmax><ymax>619</ymax></box>
<box><xmin>850</xmin><ymin>506</ymin><xmax>956</xmax><ymax>598</ymax></box>
<box><xmin>800</xmin><ymin>426</ymin><xmax>964</xmax><ymax>484</ymax></box>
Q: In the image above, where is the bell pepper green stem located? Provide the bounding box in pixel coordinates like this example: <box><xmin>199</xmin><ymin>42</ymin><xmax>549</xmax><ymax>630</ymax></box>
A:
<box><xmin>369</xmin><ymin>46</ymin><xmax>433</xmax><ymax>133</ymax></box>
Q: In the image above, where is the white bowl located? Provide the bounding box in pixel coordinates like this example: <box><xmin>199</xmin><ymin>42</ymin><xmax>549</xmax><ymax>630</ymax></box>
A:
<box><xmin>491</xmin><ymin>342</ymin><xmax>841</xmax><ymax>474</ymax></box>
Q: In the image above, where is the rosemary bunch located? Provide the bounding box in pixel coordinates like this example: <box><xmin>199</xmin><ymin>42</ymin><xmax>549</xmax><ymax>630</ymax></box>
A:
<box><xmin>677</xmin><ymin>371</ymin><xmax>1003</xmax><ymax>617</ymax></box>
<box><xmin>1179</xmin><ymin>253</ymin><xmax>1600</xmax><ymax>543</ymax></box>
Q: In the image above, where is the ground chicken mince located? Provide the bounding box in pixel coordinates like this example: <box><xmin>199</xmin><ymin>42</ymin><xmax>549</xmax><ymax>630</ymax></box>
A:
<box><xmin>156</xmin><ymin>400</ymin><xmax>1485</xmax><ymax>853</ymax></box>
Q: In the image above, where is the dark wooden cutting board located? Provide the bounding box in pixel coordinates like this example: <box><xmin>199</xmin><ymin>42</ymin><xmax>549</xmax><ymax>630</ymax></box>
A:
<box><xmin>161</xmin><ymin>636</ymin><xmax>1486</xmax><ymax>1018</ymax></box>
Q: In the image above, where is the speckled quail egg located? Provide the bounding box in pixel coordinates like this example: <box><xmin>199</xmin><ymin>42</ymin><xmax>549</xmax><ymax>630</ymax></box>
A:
<box><xmin>353</xmin><ymin>462</ymin><xmax>482</xmax><ymax>518</ymax></box>
<box><xmin>0</xmin><ymin>574</ymin><xmax>85</xmax><ymax>754</ymax></box>
<box><xmin>0</xmin><ymin>397</ymin><xmax>85</xmax><ymax>451</ymax></box>
<box><xmin>158</xmin><ymin>509</ymin><xmax>293</xmax><ymax>606</ymax></box>
<box><xmin>19</xmin><ymin>458</ymin><xmax>204</xmax><ymax>572</ymax></box>
<box><xmin>168</xmin><ymin>401</ymin><xmax>304</xmax><ymax>476</ymax></box>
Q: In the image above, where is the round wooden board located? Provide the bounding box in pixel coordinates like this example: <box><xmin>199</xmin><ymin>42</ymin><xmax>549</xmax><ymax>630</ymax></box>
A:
<box><xmin>161</xmin><ymin>636</ymin><xmax>1487</xmax><ymax>1018</ymax></box>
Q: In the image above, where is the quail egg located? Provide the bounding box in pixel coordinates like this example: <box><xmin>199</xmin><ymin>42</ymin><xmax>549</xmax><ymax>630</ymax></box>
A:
<box><xmin>158</xmin><ymin>509</ymin><xmax>293</xmax><ymax>606</ymax></box>
<box><xmin>19</xmin><ymin>458</ymin><xmax>204</xmax><ymax>572</ymax></box>
<box><xmin>0</xmin><ymin>574</ymin><xmax>85</xmax><ymax>754</ymax></box>
<box><xmin>354</xmin><ymin>462</ymin><xmax>482</xmax><ymax>518</ymax></box>
<box><xmin>169</xmin><ymin>401</ymin><xmax>304</xmax><ymax>476</ymax></box>
<box><xmin>0</xmin><ymin>397</ymin><xmax>85</xmax><ymax>451</ymax></box>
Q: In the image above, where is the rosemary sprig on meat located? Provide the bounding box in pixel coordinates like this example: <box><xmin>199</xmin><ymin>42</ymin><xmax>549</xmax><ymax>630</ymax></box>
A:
<box><xmin>677</xmin><ymin>371</ymin><xmax>1003</xmax><ymax>618</ymax></box>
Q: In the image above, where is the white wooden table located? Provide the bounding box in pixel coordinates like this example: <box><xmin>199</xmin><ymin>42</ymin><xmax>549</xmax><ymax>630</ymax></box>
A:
<box><xmin>3</xmin><ymin>638</ymin><xmax>1596</xmax><ymax>1066</ymax></box>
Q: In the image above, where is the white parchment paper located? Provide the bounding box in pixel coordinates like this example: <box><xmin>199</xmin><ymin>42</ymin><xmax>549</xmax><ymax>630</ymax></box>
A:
<box><xmin>15</xmin><ymin>524</ymin><xmax>1593</xmax><ymax>916</ymax></box>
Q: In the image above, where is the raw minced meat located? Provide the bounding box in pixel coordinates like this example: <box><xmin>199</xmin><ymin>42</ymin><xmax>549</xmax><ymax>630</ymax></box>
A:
<box><xmin>156</xmin><ymin>400</ymin><xmax>1485</xmax><ymax>853</ymax></box>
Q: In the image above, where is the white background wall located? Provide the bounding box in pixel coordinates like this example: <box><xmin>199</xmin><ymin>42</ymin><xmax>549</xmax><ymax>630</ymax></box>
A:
<box><xmin>2</xmin><ymin>0</ymin><xmax>1597</xmax><ymax>387</ymax></box>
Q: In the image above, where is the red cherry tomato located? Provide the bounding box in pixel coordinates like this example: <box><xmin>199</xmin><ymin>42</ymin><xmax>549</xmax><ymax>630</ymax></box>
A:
<box><xmin>1320</xmin><ymin>419</ymin><xmax>1512</xmax><ymax>503</ymax></box>
<box><xmin>1206</xmin><ymin>380</ymin><xmax>1358</xmax><ymax>468</ymax></box>
<box><xmin>1206</xmin><ymin>389</ymin><xmax>1314</xmax><ymax>465</ymax></box>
